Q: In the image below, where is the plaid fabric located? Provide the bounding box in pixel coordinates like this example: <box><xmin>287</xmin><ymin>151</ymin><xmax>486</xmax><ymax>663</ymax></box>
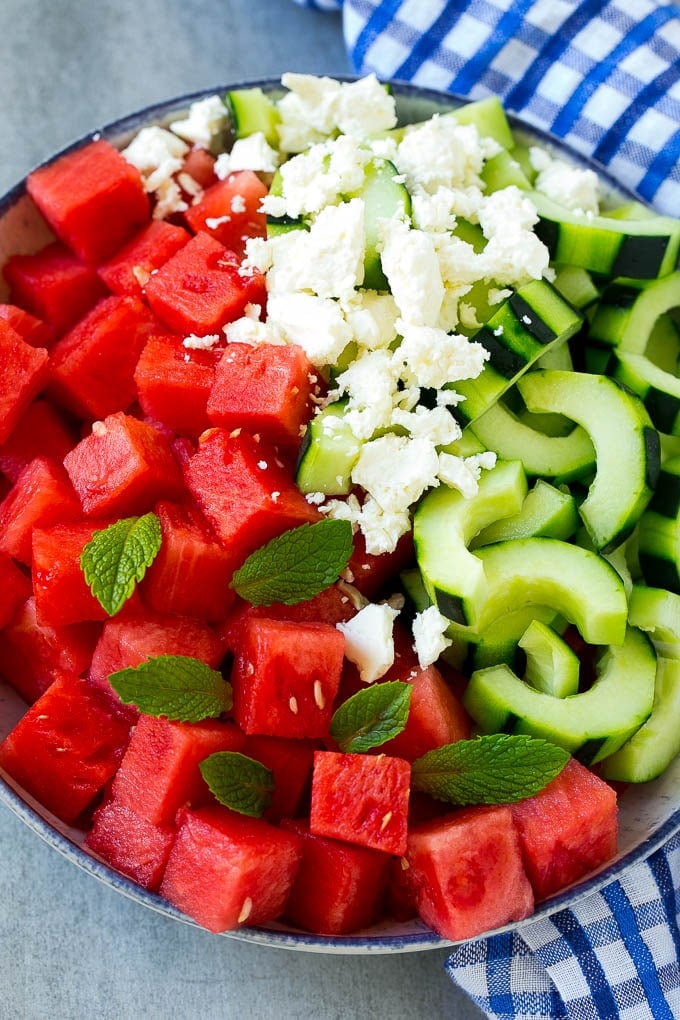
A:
<box><xmin>292</xmin><ymin>0</ymin><xmax>680</xmax><ymax>216</ymax></box>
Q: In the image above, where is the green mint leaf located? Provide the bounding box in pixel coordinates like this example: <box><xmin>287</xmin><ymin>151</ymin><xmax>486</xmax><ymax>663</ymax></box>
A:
<box><xmin>230</xmin><ymin>519</ymin><xmax>353</xmax><ymax>606</ymax></box>
<box><xmin>81</xmin><ymin>513</ymin><xmax>162</xmax><ymax>616</ymax></box>
<box><xmin>330</xmin><ymin>680</ymin><xmax>412</xmax><ymax>753</ymax></box>
<box><xmin>108</xmin><ymin>654</ymin><xmax>233</xmax><ymax>722</ymax></box>
<box><xmin>412</xmin><ymin>734</ymin><xmax>570</xmax><ymax>806</ymax></box>
<box><xmin>199</xmin><ymin>752</ymin><xmax>275</xmax><ymax>818</ymax></box>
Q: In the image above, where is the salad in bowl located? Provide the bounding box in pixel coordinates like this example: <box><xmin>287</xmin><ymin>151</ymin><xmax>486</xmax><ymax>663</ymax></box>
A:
<box><xmin>0</xmin><ymin>73</ymin><xmax>679</xmax><ymax>952</ymax></box>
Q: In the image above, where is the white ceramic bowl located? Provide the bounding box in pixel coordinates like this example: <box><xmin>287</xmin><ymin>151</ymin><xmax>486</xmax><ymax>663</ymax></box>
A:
<box><xmin>1</xmin><ymin>80</ymin><xmax>679</xmax><ymax>954</ymax></box>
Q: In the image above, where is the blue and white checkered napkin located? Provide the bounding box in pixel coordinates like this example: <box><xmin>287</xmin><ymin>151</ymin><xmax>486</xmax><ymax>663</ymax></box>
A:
<box><xmin>291</xmin><ymin>2</ymin><xmax>680</xmax><ymax>1016</ymax></box>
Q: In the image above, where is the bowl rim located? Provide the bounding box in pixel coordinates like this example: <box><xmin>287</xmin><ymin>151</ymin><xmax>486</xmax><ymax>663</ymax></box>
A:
<box><xmin>0</xmin><ymin>76</ymin><xmax>676</xmax><ymax>954</ymax></box>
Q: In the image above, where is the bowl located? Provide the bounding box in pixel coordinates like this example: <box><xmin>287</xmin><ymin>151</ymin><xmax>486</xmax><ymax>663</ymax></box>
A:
<box><xmin>1</xmin><ymin>78</ymin><xmax>679</xmax><ymax>954</ymax></box>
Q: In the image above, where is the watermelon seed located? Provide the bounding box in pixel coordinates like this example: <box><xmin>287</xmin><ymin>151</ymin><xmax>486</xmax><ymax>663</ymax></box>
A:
<box><xmin>237</xmin><ymin>897</ymin><xmax>253</xmax><ymax>924</ymax></box>
<box><xmin>313</xmin><ymin>680</ymin><xmax>325</xmax><ymax>710</ymax></box>
<box><xmin>380</xmin><ymin>811</ymin><xmax>393</xmax><ymax>832</ymax></box>
<box><xmin>289</xmin><ymin>696</ymin><xmax>299</xmax><ymax>715</ymax></box>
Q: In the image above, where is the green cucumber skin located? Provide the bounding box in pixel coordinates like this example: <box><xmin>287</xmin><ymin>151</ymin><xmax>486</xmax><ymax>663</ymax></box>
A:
<box><xmin>463</xmin><ymin>625</ymin><xmax>656</xmax><ymax>765</ymax></box>
<box><xmin>519</xmin><ymin>618</ymin><xmax>580</xmax><ymax>698</ymax></box>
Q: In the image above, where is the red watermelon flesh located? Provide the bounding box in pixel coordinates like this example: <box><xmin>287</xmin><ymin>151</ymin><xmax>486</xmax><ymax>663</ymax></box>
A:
<box><xmin>84</xmin><ymin>800</ymin><xmax>175</xmax><ymax>891</ymax></box>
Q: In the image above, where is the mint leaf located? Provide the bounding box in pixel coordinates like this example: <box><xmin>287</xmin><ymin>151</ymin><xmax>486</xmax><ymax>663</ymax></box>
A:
<box><xmin>108</xmin><ymin>654</ymin><xmax>232</xmax><ymax>722</ymax></box>
<box><xmin>200</xmin><ymin>752</ymin><xmax>275</xmax><ymax>817</ymax></box>
<box><xmin>81</xmin><ymin>513</ymin><xmax>162</xmax><ymax>615</ymax></box>
<box><xmin>330</xmin><ymin>681</ymin><xmax>411</xmax><ymax>753</ymax></box>
<box><xmin>230</xmin><ymin>519</ymin><xmax>353</xmax><ymax>606</ymax></box>
<box><xmin>412</xmin><ymin>734</ymin><xmax>570</xmax><ymax>805</ymax></box>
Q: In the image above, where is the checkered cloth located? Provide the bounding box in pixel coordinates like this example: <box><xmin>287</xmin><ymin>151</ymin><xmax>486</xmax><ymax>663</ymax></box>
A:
<box><xmin>291</xmin><ymin>2</ymin><xmax>680</xmax><ymax>1016</ymax></box>
<box><xmin>294</xmin><ymin>0</ymin><xmax>680</xmax><ymax>216</ymax></box>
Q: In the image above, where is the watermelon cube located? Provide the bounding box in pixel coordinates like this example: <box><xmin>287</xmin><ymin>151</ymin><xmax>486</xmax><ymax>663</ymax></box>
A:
<box><xmin>32</xmin><ymin>521</ymin><xmax>114</xmax><ymax>627</ymax></box>
<box><xmin>243</xmin><ymin>734</ymin><xmax>318</xmax><ymax>821</ymax></box>
<box><xmin>134</xmin><ymin>333</ymin><xmax>223</xmax><ymax>438</ymax></box>
<box><xmin>282</xmin><ymin>819</ymin><xmax>391</xmax><ymax>935</ymax></box>
<box><xmin>310</xmin><ymin>751</ymin><xmax>411</xmax><ymax>856</ymax></box>
<box><xmin>183</xmin><ymin>171</ymin><xmax>267</xmax><ymax>257</ymax></box>
<box><xmin>0</xmin><ymin>303</ymin><xmax>54</xmax><ymax>348</ymax></box>
<box><xmin>144</xmin><ymin>231</ymin><xmax>266</xmax><ymax>335</ymax></box>
<box><xmin>0</xmin><ymin>596</ymin><xmax>100</xmax><ymax>705</ymax></box>
<box><xmin>109</xmin><ymin>715</ymin><xmax>245</xmax><ymax>827</ymax></box>
<box><xmin>404</xmin><ymin>805</ymin><xmax>535</xmax><ymax>941</ymax></box>
<box><xmin>63</xmin><ymin>412</ymin><xmax>184</xmax><ymax>518</ymax></box>
<box><xmin>0</xmin><ymin>320</ymin><xmax>50</xmax><ymax>445</ymax></box>
<box><xmin>0</xmin><ymin>398</ymin><xmax>77</xmax><ymax>484</ymax></box>
<box><xmin>0</xmin><ymin>457</ymin><xmax>82</xmax><ymax>565</ymax></box>
<box><xmin>0</xmin><ymin>670</ymin><xmax>131</xmax><ymax>824</ymax></box>
<box><xmin>207</xmin><ymin>341</ymin><xmax>317</xmax><ymax>458</ymax></box>
<box><xmin>509</xmin><ymin>758</ymin><xmax>618</xmax><ymax>901</ymax></box>
<box><xmin>232</xmin><ymin>618</ymin><xmax>345</xmax><ymax>740</ymax></box>
<box><xmin>3</xmin><ymin>241</ymin><xmax>108</xmax><ymax>335</ymax></box>
<box><xmin>180</xmin><ymin>147</ymin><xmax>218</xmax><ymax>190</ymax></box>
<box><xmin>159</xmin><ymin>804</ymin><xmax>302</xmax><ymax>933</ymax></box>
<box><xmin>84</xmin><ymin>800</ymin><xmax>175</xmax><ymax>891</ymax></box>
<box><xmin>97</xmin><ymin>220</ymin><xmax>191</xmax><ymax>298</ymax></box>
<box><xmin>26</xmin><ymin>138</ymin><xmax>150</xmax><ymax>263</ymax></box>
<box><xmin>0</xmin><ymin>553</ymin><xmax>32</xmax><ymax>629</ymax></box>
<box><xmin>184</xmin><ymin>428</ymin><xmax>319</xmax><ymax>567</ymax></box>
<box><xmin>48</xmin><ymin>295</ymin><xmax>163</xmax><ymax>421</ymax></box>
<box><xmin>378</xmin><ymin>664</ymin><xmax>472</xmax><ymax>762</ymax></box>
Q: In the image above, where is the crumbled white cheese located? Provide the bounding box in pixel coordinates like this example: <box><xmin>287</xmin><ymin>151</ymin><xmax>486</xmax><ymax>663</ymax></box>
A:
<box><xmin>394</xmin><ymin>323</ymin><xmax>489</xmax><ymax>390</ymax></box>
<box><xmin>336</xmin><ymin>601</ymin><xmax>400</xmax><ymax>683</ymax></box>
<box><xmin>530</xmin><ymin>146</ymin><xmax>600</xmax><ymax>216</ymax></box>
<box><xmin>182</xmin><ymin>333</ymin><xmax>221</xmax><ymax>350</ymax></box>
<box><xmin>391</xmin><ymin>405</ymin><xmax>460</xmax><ymax>447</ymax></box>
<box><xmin>263</xmin><ymin>134</ymin><xmax>370</xmax><ymax>219</ymax></box>
<box><xmin>266</xmin><ymin>292</ymin><xmax>352</xmax><ymax>367</ymax></box>
<box><xmin>340</xmin><ymin>291</ymin><xmax>399</xmax><ymax>351</ymax></box>
<box><xmin>476</xmin><ymin>187</ymin><xmax>551</xmax><ymax>285</ymax></box>
<box><xmin>334</xmin><ymin>349</ymin><xmax>400</xmax><ymax>439</ymax></box>
<box><xmin>437</xmin><ymin>450</ymin><xmax>497</xmax><ymax>498</ymax></box>
<box><xmin>351</xmin><ymin>433</ymin><xmax>441</xmax><ymax>515</ymax></box>
<box><xmin>122</xmin><ymin>126</ymin><xmax>190</xmax><ymax>219</ymax></box>
<box><xmin>395</xmin><ymin>116</ymin><xmax>499</xmax><ymax>195</ymax></box>
<box><xmin>214</xmin><ymin>132</ymin><xmax>280</xmax><ymax>176</ymax></box>
<box><xmin>380</xmin><ymin>219</ymin><xmax>444</xmax><ymax>328</ymax></box>
<box><xmin>412</xmin><ymin>606</ymin><xmax>453</xmax><ymax>667</ymax></box>
<box><xmin>169</xmin><ymin>96</ymin><xmax>229</xmax><ymax>149</ymax></box>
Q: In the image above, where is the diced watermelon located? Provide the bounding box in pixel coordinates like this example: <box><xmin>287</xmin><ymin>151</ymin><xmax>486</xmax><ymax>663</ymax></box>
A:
<box><xmin>0</xmin><ymin>596</ymin><xmax>100</xmax><ymax>704</ymax></box>
<box><xmin>207</xmin><ymin>341</ymin><xmax>318</xmax><ymax>458</ymax></box>
<box><xmin>144</xmin><ymin>231</ymin><xmax>266</xmax><ymax>335</ymax></box>
<box><xmin>378</xmin><ymin>665</ymin><xmax>472</xmax><ymax>762</ymax></box>
<box><xmin>0</xmin><ymin>320</ymin><xmax>50</xmax><ymax>445</ymax></box>
<box><xmin>32</xmin><ymin>520</ymin><xmax>114</xmax><ymax>627</ymax></box>
<box><xmin>0</xmin><ymin>670</ymin><xmax>131</xmax><ymax>824</ymax></box>
<box><xmin>180</xmin><ymin>147</ymin><xmax>218</xmax><ymax>190</ymax></box>
<box><xmin>0</xmin><ymin>457</ymin><xmax>82</xmax><ymax>565</ymax></box>
<box><xmin>26</xmin><ymin>138</ymin><xmax>150</xmax><ymax>263</ymax></box>
<box><xmin>282</xmin><ymin>819</ymin><xmax>392</xmax><ymax>935</ymax></box>
<box><xmin>232</xmin><ymin>618</ymin><xmax>345</xmax><ymax>739</ymax></box>
<box><xmin>63</xmin><ymin>412</ymin><xmax>184</xmax><ymax>518</ymax></box>
<box><xmin>159</xmin><ymin>804</ymin><xmax>302</xmax><ymax>933</ymax></box>
<box><xmin>134</xmin><ymin>333</ymin><xmax>223</xmax><ymax>438</ymax></box>
<box><xmin>3</xmin><ymin>241</ymin><xmax>109</xmax><ymax>335</ymax></box>
<box><xmin>141</xmin><ymin>501</ymin><xmax>235</xmax><ymax>621</ymax></box>
<box><xmin>348</xmin><ymin>530</ymin><xmax>416</xmax><ymax>600</ymax></box>
<box><xmin>184</xmin><ymin>428</ymin><xmax>319</xmax><ymax>567</ymax></box>
<box><xmin>97</xmin><ymin>220</ymin><xmax>191</xmax><ymax>298</ymax></box>
<box><xmin>0</xmin><ymin>398</ymin><xmax>77</xmax><ymax>484</ymax></box>
<box><xmin>0</xmin><ymin>303</ymin><xmax>54</xmax><ymax>348</ymax></box>
<box><xmin>84</xmin><ymin>800</ymin><xmax>175</xmax><ymax>890</ymax></box>
<box><xmin>0</xmin><ymin>553</ymin><xmax>32</xmax><ymax>629</ymax></box>
<box><xmin>48</xmin><ymin>295</ymin><xmax>162</xmax><ymax>421</ymax></box>
<box><xmin>509</xmin><ymin>758</ymin><xmax>618</xmax><ymax>901</ymax></box>
<box><xmin>109</xmin><ymin>715</ymin><xmax>245</xmax><ymax>827</ymax></box>
<box><xmin>242</xmin><ymin>735</ymin><xmax>318</xmax><ymax>821</ymax></box>
<box><xmin>183</xmin><ymin>171</ymin><xmax>267</xmax><ymax>257</ymax></box>
<box><xmin>310</xmin><ymin>750</ymin><xmax>411</xmax><ymax>856</ymax></box>
<box><xmin>404</xmin><ymin>805</ymin><xmax>535</xmax><ymax>941</ymax></box>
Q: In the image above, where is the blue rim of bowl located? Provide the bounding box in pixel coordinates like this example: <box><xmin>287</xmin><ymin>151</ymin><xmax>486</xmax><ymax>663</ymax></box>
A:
<box><xmin>0</xmin><ymin>78</ymin><xmax>676</xmax><ymax>953</ymax></box>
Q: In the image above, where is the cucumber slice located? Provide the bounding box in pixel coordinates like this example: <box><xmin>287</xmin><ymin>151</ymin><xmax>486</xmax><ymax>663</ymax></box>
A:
<box><xmin>445</xmin><ymin>96</ymin><xmax>516</xmax><ymax>151</ymax></box>
<box><xmin>295</xmin><ymin>400</ymin><xmax>362</xmax><ymax>496</ymax></box>
<box><xmin>628</xmin><ymin>584</ymin><xmax>680</xmax><ymax>658</ymax></box>
<box><xmin>531</xmin><ymin>192</ymin><xmax>680</xmax><ymax>279</ymax></box>
<box><xmin>600</xmin><ymin>656</ymin><xmax>680</xmax><ymax>782</ymax></box>
<box><xmin>413</xmin><ymin>459</ymin><xmax>528</xmax><ymax>627</ymax></box>
<box><xmin>638</xmin><ymin>509</ymin><xmax>680</xmax><ymax>593</ymax></box>
<box><xmin>615</xmin><ymin>272</ymin><xmax>680</xmax><ymax>355</ymax></box>
<box><xmin>552</xmin><ymin>265</ymin><xmax>600</xmax><ymax>310</ymax></box>
<box><xmin>225</xmin><ymin>87</ymin><xmax>280</xmax><ymax>145</ymax></box>
<box><xmin>469</xmin><ymin>398</ymin><xmax>595</xmax><ymax>481</ymax></box>
<box><xmin>463</xmin><ymin>625</ymin><xmax>656</xmax><ymax>764</ymax></box>
<box><xmin>467</xmin><ymin>606</ymin><xmax>562</xmax><ymax>670</ymax></box>
<box><xmin>518</xmin><ymin>619</ymin><xmax>580</xmax><ymax>698</ymax></box>
<box><xmin>481</xmin><ymin>150</ymin><xmax>531</xmax><ymax>193</ymax></box>
<box><xmin>357</xmin><ymin>158</ymin><xmax>411</xmax><ymax>291</ymax></box>
<box><xmin>473</xmin><ymin>537</ymin><xmax>628</xmax><ymax>646</ymax></box>
<box><xmin>612</xmin><ymin>350</ymin><xmax>680</xmax><ymax>436</ymax></box>
<box><xmin>471</xmin><ymin>479</ymin><xmax>579</xmax><ymax>546</ymax></box>
<box><xmin>450</xmin><ymin>280</ymin><xmax>583</xmax><ymax>426</ymax></box>
<box><xmin>517</xmin><ymin>369</ymin><xmax>660</xmax><ymax>552</ymax></box>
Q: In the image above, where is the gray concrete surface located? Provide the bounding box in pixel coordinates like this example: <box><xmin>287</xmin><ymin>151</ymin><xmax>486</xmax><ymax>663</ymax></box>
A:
<box><xmin>0</xmin><ymin>2</ymin><xmax>484</xmax><ymax>1017</ymax></box>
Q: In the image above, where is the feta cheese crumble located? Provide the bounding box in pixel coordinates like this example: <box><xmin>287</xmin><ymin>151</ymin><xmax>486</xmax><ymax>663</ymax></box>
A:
<box><xmin>336</xmin><ymin>602</ymin><xmax>400</xmax><ymax>683</ymax></box>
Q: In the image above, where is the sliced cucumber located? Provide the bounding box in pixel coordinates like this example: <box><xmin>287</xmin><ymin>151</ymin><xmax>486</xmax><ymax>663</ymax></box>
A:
<box><xmin>467</xmin><ymin>606</ymin><xmax>562</xmax><ymax>670</ymax></box>
<box><xmin>463</xmin><ymin>625</ymin><xmax>656</xmax><ymax>765</ymax></box>
<box><xmin>531</xmin><ymin>192</ymin><xmax>680</xmax><ymax>279</ymax></box>
<box><xmin>473</xmin><ymin>537</ymin><xmax>628</xmax><ymax>646</ymax></box>
<box><xmin>615</xmin><ymin>272</ymin><xmax>680</xmax><ymax>355</ymax></box>
<box><xmin>357</xmin><ymin>157</ymin><xmax>411</xmax><ymax>291</ymax></box>
<box><xmin>226</xmin><ymin>87</ymin><xmax>280</xmax><ymax>145</ymax></box>
<box><xmin>295</xmin><ymin>400</ymin><xmax>362</xmax><ymax>496</ymax></box>
<box><xmin>471</xmin><ymin>478</ymin><xmax>579</xmax><ymax>546</ymax></box>
<box><xmin>612</xmin><ymin>350</ymin><xmax>680</xmax><ymax>436</ymax></box>
<box><xmin>600</xmin><ymin>656</ymin><xmax>680</xmax><ymax>782</ymax></box>
<box><xmin>518</xmin><ymin>619</ymin><xmax>580</xmax><ymax>698</ymax></box>
<box><xmin>445</xmin><ymin>96</ymin><xmax>516</xmax><ymax>151</ymax></box>
<box><xmin>638</xmin><ymin>509</ymin><xmax>680</xmax><ymax>594</ymax></box>
<box><xmin>481</xmin><ymin>149</ymin><xmax>531</xmax><ymax>193</ymax></box>
<box><xmin>449</xmin><ymin>280</ymin><xmax>583</xmax><ymax>426</ymax></box>
<box><xmin>469</xmin><ymin>398</ymin><xmax>595</xmax><ymax>482</ymax></box>
<box><xmin>413</xmin><ymin>459</ymin><xmax>528</xmax><ymax>626</ymax></box>
<box><xmin>552</xmin><ymin>265</ymin><xmax>600</xmax><ymax>310</ymax></box>
<box><xmin>628</xmin><ymin>584</ymin><xmax>680</xmax><ymax>658</ymax></box>
<box><xmin>517</xmin><ymin>369</ymin><xmax>660</xmax><ymax>552</ymax></box>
